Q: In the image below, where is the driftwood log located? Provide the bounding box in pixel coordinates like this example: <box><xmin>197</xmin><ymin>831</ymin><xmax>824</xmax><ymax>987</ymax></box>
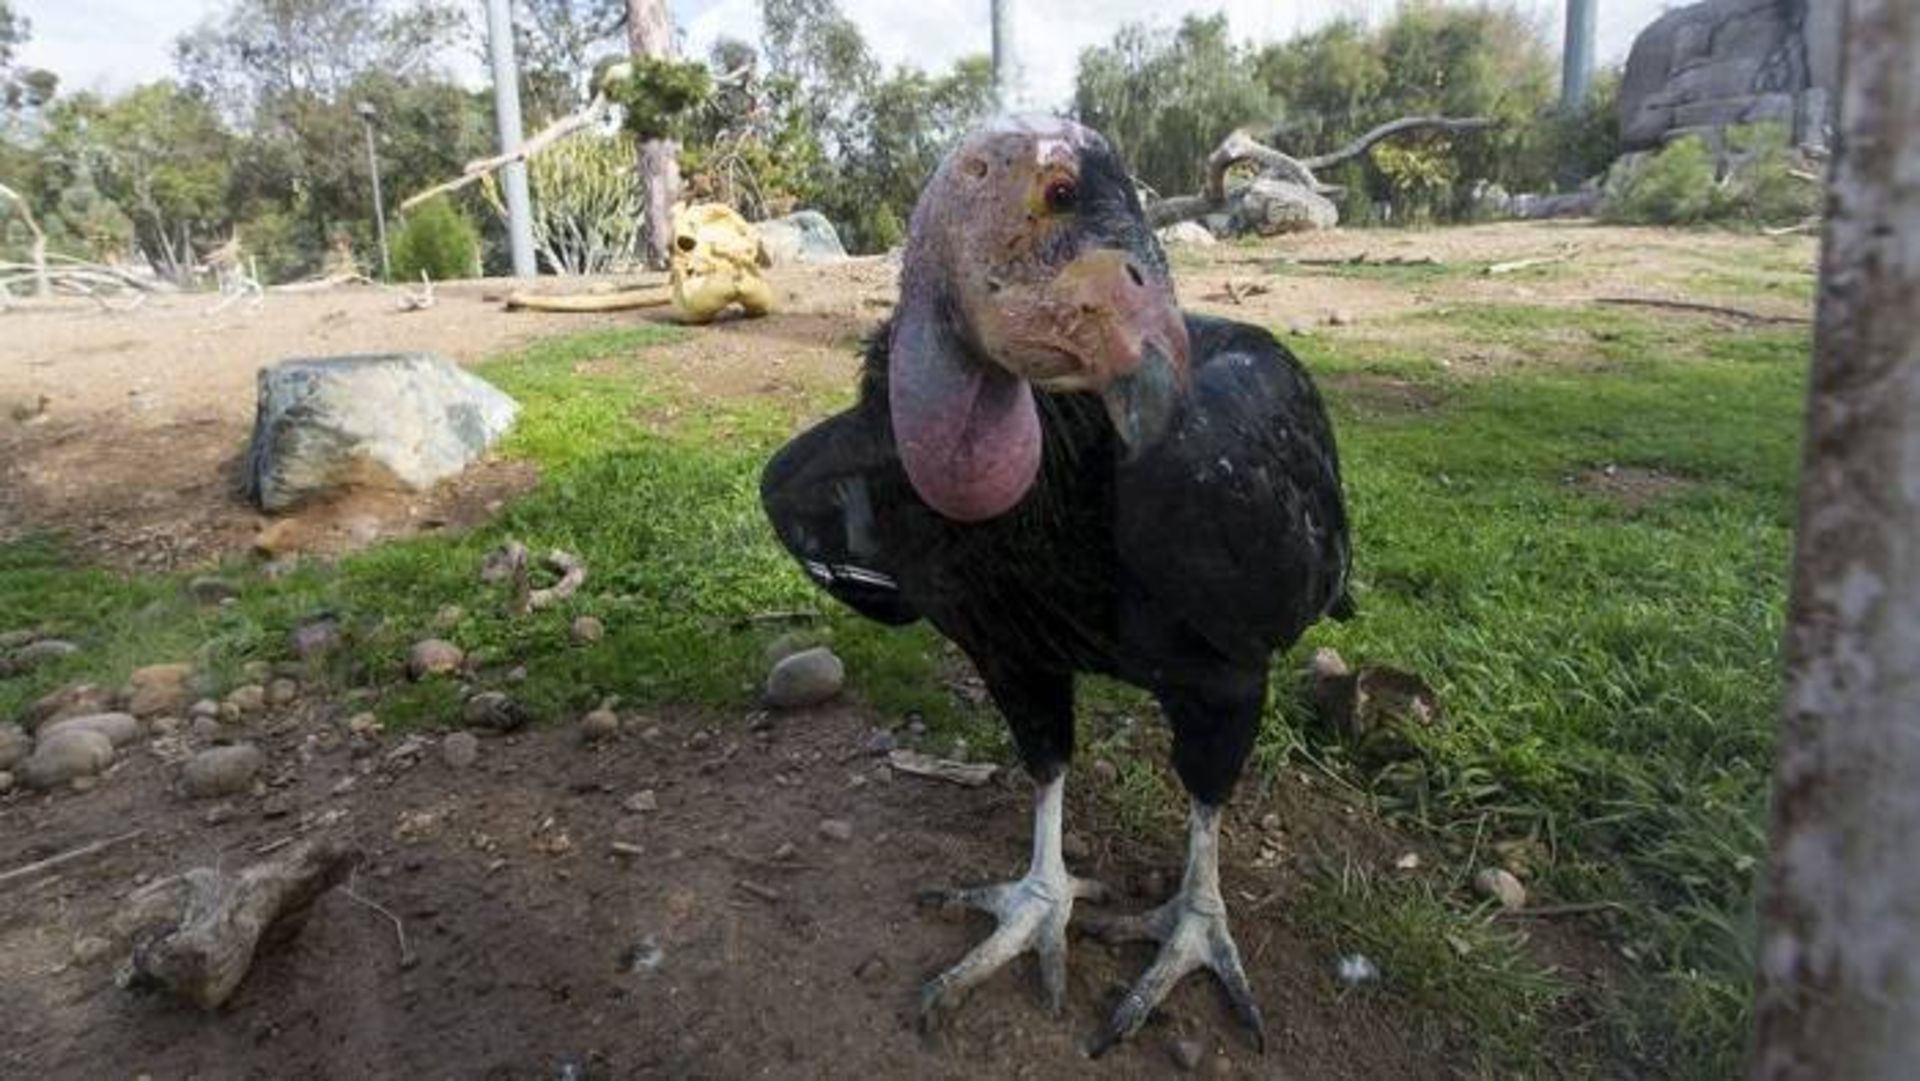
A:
<box><xmin>116</xmin><ymin>839</ymin><xmax>359</xmax><ymax>1010</ymax></box>
<box><xmin>1146</xmin><ymin>116</ymin><xmax>1497</xmax><ymax>230</ymax></box>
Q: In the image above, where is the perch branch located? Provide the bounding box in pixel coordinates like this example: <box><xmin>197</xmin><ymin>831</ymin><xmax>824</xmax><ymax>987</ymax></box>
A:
<box><xmin>0</xmin><ymin>181</ymin><xmax>50</xmax><ymax>298</ymax></box>
<box><xmin>1296</xmin><ymin>115</ymin><xmax>1497</xmax><ymax>171</ymax></box>
<box><xmin>401</xmin><ymin>94</ymin><xmax>609</xmax><ymax>212</ymax></box>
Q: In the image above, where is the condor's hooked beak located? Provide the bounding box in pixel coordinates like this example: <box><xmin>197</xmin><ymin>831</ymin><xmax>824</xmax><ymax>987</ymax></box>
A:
<box><xmin>1043</xmin><ymin>248</ymin><xmax>1191</xmax><ymax>456</ymax></box>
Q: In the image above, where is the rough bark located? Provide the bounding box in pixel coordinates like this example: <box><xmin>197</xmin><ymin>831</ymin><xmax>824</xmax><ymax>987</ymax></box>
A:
<box><xmin>117</xmin><ymin>840</ymin><xmax>359</xmax><ymax>1010</ymax></box>
<box><xmin>628</xmin><ymin>0</ymin><xmax>678</xmax><ymax>271</ymax></box>
<box><xmin>1749</xmin><ymin>0</ymin><xmax>1920</xmax><ymax>1075</ymax></box>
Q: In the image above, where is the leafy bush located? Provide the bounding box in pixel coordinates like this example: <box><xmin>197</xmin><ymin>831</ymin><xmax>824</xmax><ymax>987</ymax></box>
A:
<box><xmin>390</xmin><ymin>196</ymin><xmax>480</xmax><ymax>281</ymax></box>
<box><xmin>1603</xmin><ymin>123</ymin><xmax>1819</xmax><ymax>227</ymax></box>
<box><xmin>488</xmin><ymin>131</ymin><xmax>642</xmax><ymax>275</ymax></box>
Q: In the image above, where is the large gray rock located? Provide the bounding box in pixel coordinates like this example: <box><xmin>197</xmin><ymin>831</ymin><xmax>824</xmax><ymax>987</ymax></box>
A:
<box><xmin>39</xmin><ymin>712</ymin><xmax>142</xmax><ymax>748</ymax></box>
<box><xmin>242</xmin><ymin>354</ymin><xmax>519</xmax><ymax>512</ymax></box>
<box><xmin>1619</xmin><ymin>0</ymin><xmax>1838</xmax><ymax>152</ymax></box>
<box><xmin>756</xmin><ymin>211</ymin><xmax>848</xmax><ymax>266</ymax></box>
<box><xmin>1232</xmin><ymin>178</ymin><xmax>1339</xmax><ymax>235</ymax></box>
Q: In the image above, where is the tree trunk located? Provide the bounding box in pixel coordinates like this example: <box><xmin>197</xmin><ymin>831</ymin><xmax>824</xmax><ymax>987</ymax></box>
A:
<box><xmin>1749</xmin><ymin>0</ymin><xmax>1920</xmax><ymax>1077</ymax></box>
<box><xmin>627</xmin><ymin>0</ymin><xmax>678</xmax><ymax>271</ymax></box>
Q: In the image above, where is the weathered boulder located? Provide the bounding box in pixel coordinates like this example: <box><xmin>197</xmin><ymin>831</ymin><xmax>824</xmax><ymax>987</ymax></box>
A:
<box><xmin>1155</xmin><ymin>221</ymin><xmax>1218</xmax><ymax>247</ymax></box>
<box><xmin>39</xmin><ymin>712</ymin><xmax>143</xmax><ymax>748</ymax></box>
<box><xmin>756</xmin><ymin>210</ymin><xmax>848</xmax><ymax>266</ymax></box>
<box><xmin>1618</xmin><ymin>0</ymin><xmax>1839</xmax><ymax>152</ymax></box>
<box><xmin>21</xmin><ymin>728</ymin><xmax>114</xmax><ymax>789</ymax></box>
<box><xmin>242</xmin><ymin>354</ymin><xmax>518</xmax><ymax>512</ymax></box>
<box><xmin>1232</xmin><ymin>178</ymin><xmax>1339</xmax><ymax>235</ymax></box>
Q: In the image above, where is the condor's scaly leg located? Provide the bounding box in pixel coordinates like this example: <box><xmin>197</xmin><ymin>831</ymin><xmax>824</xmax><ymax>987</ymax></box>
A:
<box><xmin>1087</xmin><ymin>677</ymin><xmax>1268</xmax><ymax>1055</ymax></box>
<box><xmin>919</xmin><ymin>664</ymin><xmax>1108</xmax><ymax>1025</ymax></box>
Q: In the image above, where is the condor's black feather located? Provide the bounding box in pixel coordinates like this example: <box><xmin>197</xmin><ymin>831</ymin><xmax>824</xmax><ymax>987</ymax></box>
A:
<box><xmin>761</xmin><ymin>311</ymin><xmax>1350</xmax><ymax>803</ymax></box>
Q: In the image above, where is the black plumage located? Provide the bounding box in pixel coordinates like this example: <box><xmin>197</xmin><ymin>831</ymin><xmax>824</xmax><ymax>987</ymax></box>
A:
<box><xmin>758</xmin><ymin>117</ymin><xmax>1351</xmax><ymax>1048</ymax></box>
<box><xmin>763</xmin><ymin>314</ymin><xmax>1350</xmax><ymax>801</ymax></box>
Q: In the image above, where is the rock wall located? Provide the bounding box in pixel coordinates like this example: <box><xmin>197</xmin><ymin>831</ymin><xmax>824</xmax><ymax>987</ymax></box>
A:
<box><xmin>1619</xmin><ymin>0</ymin><xmax>1841</xmax><ymax>152</ymax></box>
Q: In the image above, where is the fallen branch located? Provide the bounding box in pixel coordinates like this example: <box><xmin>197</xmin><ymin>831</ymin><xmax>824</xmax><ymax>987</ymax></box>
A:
<box><xmin>401</xmin><ymin>93</ymin><xmax>609</xmax><ymax>212</ymax></box>
<box><xmin>888</xmin><ymin>749</ymin><xmax>997</xmax><ymax>787</ymax></box>
<box><xmin>1763</xmin><ymin>217</ymin><xmax>1822</xmax><ymax>237</ymax></box>
<box><xmin>396</xmin><ymin>271</ymin><xmax>435</xmax><ymax>312</ymax></box>
<box><xmin>1295</xmin><ymin>115</ymin><xmax>1498</xmax><ymax>172</ymax></box>
<box><xmin>1594</xmin><ymin>295</ymin><xmax>1813</xmax><ymax>325</ymax></box>
<box><xmin>1485</xmin><ymin>250</ymin><xmax>1577</xmax><ymax>276</ymax></box>
<box><xmin>341</xmin><ymin>874</ymin><xmax>415</xmax><ymax>968</ymax></box>
<box><xmin>116</xmin><ymin>839</ymin><xmax>359</xmax><ymax>1010</ymax></box>
<box><xmin>0</xmin><ymin>829</ymin><xmax>147</xmax><ymax>890</ymax></box>
<box><xmin>269</xmin><ymin>272</ymin><xmax>376</xmax><ymax>293</ymax></box>
<box><xmin>503</xmin><ymin>286</ymin><xmax>673</xmax><ymax>313</ymax></box>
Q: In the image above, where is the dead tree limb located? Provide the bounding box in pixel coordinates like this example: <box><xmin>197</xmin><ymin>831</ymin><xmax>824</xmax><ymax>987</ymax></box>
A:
<box><xmin>0</xmin><ymin>182</ymin><xmax>50</xmax><ymax>298</ymax></box>
<box><xmin>400</xmin><ymin>94</ymin><xmax>610</xmax><ymax>212</ymax></box>
<box><xmin>1147</xmin><ymin>116</ymin><xmax>1495</xmax><ymax>230</ymax></box>
<box><xmin>116</xmin><ymin>839</ymin><xmax>359</xmax><ymax>1010</ymax></box>
<box><xmin>0</xmin><ymin>829</ymin><xmax>146</xmax><ymax>890</ymax></box>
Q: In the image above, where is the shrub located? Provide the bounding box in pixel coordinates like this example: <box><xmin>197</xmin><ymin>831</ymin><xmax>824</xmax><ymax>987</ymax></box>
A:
<box><xmin>1603</xmin><ymin>123</ymin><xmax>1820</xmax><ymax>227</ymax></box>
<box><xmin>390</xmin><ymin>196</ymin><xmax>480</xmax><ymax>281</ymax></box>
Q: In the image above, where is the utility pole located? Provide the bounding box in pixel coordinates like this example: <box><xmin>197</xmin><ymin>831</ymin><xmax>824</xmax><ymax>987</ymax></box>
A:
<box><xmin>627</xmin><ymin>0</ymin><xmax>678</xmax><ymax>271</ymax></box>
<box><xmin>992</xmin><ymin>0</ymin><xmax>1018</xmax><ymax>112</ymax></box>
<box><xmin>1749</xmin><ymin>0</ymin><xmax>1920</xmax><ymax>1076</ymax></box>
<box><xmin>355</xmin><ymin>102</ymin><xmax>391</xmax><ymax>281</ymax></box>
<box><xmin>484</xmin><ymin>0</ymin><xmax>537</xmax><ymax>277</ymax></box>
<box><xmin>1560</xmin><ymin>0</ymin><xmax>1596</xmax><ymax>111</ymax></box>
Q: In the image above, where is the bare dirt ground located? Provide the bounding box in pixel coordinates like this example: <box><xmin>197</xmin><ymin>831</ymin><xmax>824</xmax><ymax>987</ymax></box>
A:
<box><xmin>3</xmin><ymin>698</ymin><xmax>1458</xmax><ymax>1079</ymax></box>
<box><xmin>0</xmin><ymin>222</ymin><xmax>1814</xmax><ymax>571</ymax></box>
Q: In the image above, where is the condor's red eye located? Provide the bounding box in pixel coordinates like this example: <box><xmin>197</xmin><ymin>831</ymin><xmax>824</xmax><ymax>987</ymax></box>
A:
<box><xmin>1043</xmin><ymin>178</ymin><xmax>1078</xmax><ymax>214</ymax></box>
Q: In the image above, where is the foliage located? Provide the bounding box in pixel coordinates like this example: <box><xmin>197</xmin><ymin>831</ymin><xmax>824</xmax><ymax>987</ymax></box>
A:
<box><xmin>680</xmin><ymin>39</ymin><xmax>823</xmax><ymax>219</ymax></box>
<box><xmin>1602</xmin><ymin>124</ymin><xmax>1818</xmax><ymax>228</ymax></box>
<box><xmin>1074</xmin><ymin>4</ymin><xmax>1601</xmax><ymax>223</ymax></box>
<box><xmin>34</xmin><ymin>82</ymin><xmax>234</xmax><ymax>279</ymax></box>
<box><xmin>489</xmin><ymin>130</ymin><xmax>643</xmax><ymax>274</ymax></box>
<box><xmin>511</xmin><ymin>0</ymin><xmax>627</xmax><ymax>125</ymax></box>
<box><xmin>0</xmin><ymin>0</ymin><xmax>55</xmax><ymax>112</ymax></box>
<box><xmin>1073</xmin><ymin>15</ymin><xmax>1275</xmax><ymax>198</ymax></box>
<box><xmin>390</xmin><ymin>195</ymin><xmax>479</xmax><ymax>281</ymax></box>
<box><xmin>600</xmin><ymin>56</ymin><xmax>713</xmax><ymax>143</ymax></box>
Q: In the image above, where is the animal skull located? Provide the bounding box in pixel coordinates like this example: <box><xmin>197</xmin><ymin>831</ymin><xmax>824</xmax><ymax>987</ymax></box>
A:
<box><xmin>669</xmin><ymin>203</ymin><xmax>775</xmax><ymax>324</ymax></box>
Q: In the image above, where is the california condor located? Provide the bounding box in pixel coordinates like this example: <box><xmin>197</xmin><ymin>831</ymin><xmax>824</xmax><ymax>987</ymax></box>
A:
<box><xmin>761</xmin><ymin>115</ymin><xmax>1352</xmax><ymax>1053</ymax></box>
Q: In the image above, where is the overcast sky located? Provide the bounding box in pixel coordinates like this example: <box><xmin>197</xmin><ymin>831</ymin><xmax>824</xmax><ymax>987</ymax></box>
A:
<box><xmin>20</xmin><ymin>0</ymin><xmax>1676</xmax><ymax>107</ymax></box>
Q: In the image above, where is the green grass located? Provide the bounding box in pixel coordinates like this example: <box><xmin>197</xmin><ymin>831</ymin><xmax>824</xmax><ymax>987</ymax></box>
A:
<box><xmin>1282</xmin><ymin>302</ymin><xmax>1805</xmax><ymax>1076</ymax></box>
<box><xmin>0</xmin><ymin>293</ymin><xmax>1807</xmax><ymax>1078</ymax></box>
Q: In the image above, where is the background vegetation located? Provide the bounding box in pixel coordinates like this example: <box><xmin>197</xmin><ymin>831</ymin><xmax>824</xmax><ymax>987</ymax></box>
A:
<box><xmin>1</xmin><ymin>0</ymin><xmax>1636</xmax><ymax>279</ymax></box>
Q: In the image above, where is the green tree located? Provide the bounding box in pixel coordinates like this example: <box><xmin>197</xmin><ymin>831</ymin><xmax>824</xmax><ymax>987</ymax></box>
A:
<box><xmin>391</xmin><ymin>195</ymin><xmax>479</xmax><ymax>280</ymax></box>
<box><xmin>37</xmin><ymin>83</ymin><xmax>234</xmax><ymax>278</ymax></box>
<box><xmin>511</xmin><ymin>0</ymin><xmax>627</xmax><ymax>124</ymax></box>
<box><xmin>1074</xmin><ymin>15</ymin><xmax>1275</xmax><ymax>197</ymax></box>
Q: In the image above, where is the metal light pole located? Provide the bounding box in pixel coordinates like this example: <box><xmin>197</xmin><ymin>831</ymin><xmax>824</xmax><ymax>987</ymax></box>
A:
<box><xmin>485</xmin><ymin>0</ymin><xmax>538</xmax><ymax>277</ymax></box>
<box><xmin>357</xmin><ymin>101</ymin><xmax>391</xmax><ymax>281</ymax></box>
<box><xmin>1561</xmin><ymin>0</ymin><xmax>1596</xmax><ymax>111</ymax></box>
<box><xmin>992</xmin><ymin>0</ymin><xmax>1018</xmax><ymax>112</ymax></box>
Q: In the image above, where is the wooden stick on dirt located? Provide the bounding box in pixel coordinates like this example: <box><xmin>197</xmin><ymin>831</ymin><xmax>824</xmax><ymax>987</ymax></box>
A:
<box><xmin>1486</xmin><ymin>251</ymin><xmax>1577</xmax><ymax>275</ymax></box>
<box><xmin>0</xmin><ymin>829</ymin><xmax>147</xmax><ymax>890</ymax></box>
<box><xmin>502</xmin><ymin>287</ymin><xmax>674</xmax><ymax>313</ymax></box>
<box><xmin>1594</xmin><ymin>295</ymin><xmax>1813</xmax><ymax>325</ymax></box>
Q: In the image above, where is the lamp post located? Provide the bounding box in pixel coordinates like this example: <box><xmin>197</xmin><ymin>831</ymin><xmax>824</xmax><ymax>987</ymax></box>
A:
<box><xmin>357</xmin><ymin>101</ymin><xmax>391</xmax><ymax>281</ymax></box>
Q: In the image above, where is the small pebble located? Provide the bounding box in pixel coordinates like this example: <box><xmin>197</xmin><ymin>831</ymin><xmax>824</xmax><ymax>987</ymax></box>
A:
<box><xmin>187</xmin><ymin>576</ymin><xmax>237</xmax><ymax>605</ymax></box>
<box><xmin>126</xmin><ymin>663</ymin><xmax>194</xmax><ymax>717</ymax></box>
<box><xmin>267</xmin><ymin>677</ymin><xmax>300</xmax><ymax>707</ymax></box>
<box><xmin>765</xmin><ymin>648</ymin><xmax>845</xmax><ymax>709</ymax></box>
<box><xmin>506</xmin><ymin>665</ymin><xmax>528</xmax><ymax>684</ymax></box>
<box><xmin>579</xmin><ymin>709</ymin><xmax>620</xmax><ymax>742</ymax></box>
<box><xmin>1089</xmin><ymin>759</ymin><xmax>1119</xmax><ymax>786</ymax></box>
<box><xmin>150</xmin><ymin>716</ymin><xmax>182</xmax><ymax>736</ymax></box>
<box><xmin>854</xmin><ymin>955</ymin><xmax>890</xmax><ymax>983</ymax></box>
<box><xmin>71</xmin><ymin>936</ymin><xmax>115</xmax><ymax>966</ymax></box>
<box><xmin>570</xmin><ymin>615</ymin><xmax>606</xmax><ymax>645</ymax></box>
<box><xmin>289</xmin><ymin>618</ymin><xmax>341</xmax><ymax>660</ymax></box>
<box><xmin>1474</xmin><ymin>867</ymin><xmax>1528</xmax><ymax>911</ymax></box>
<box><xmin>347</xmin><ymin>712</ymin><xmax>382</xmax><ymax>737</ymax></box>
<box><xmin>1336</xmin><ymin>953</ymin><xmax>1379</xmax><ymax>986</ymax></box>
<box><xmin>188</xmin><ymin>698</ymin><xmax>220</xmax><ymax>720</ymax></box>
<box><xmin>433</xmin><ymin>604</ymin><xmax>465</xmax><ymax>629</ymax></box>
<box><xmin>190</xmin><ymin>717</ymin><xmax>223</xmax><ymax>741</ymax></box>
<box><xmin>0</xmin><ymin>770</ymin><xmax>13</xmax><ymax>794</ymax></box>
<box><xmin>1062</xmin><ymin>830</ymin><xmax>1092</xmax><ymax>862</ymax></box>
<box><xmin>441</xmin><ymin>731</ymin><xmax>480</xmax><ymax>768</ymax></box>
<box><xmin>818</xmin><ymin>818</ymin><xmax>854</xmax><ymax>842</ymax></box>
<box><xmin>1171</xmin><ymin>1039</ymin><xmax>1204</xmax><ymax>1072</ymax></box>
<box><xmin>408</xmin><ymin>639</ymin><xmax>464</xmax><ymax>680</ymax></box>
<box><xmin>623</xmin><ymin>789</ymin><xmax>658</xmax><ymax>813</ymax></box>
<box><xmin>1328</xmin><ymin>308</ymin><xmax>1355</xmax><ymax>326</ymax></box>
<box><xmin>225</xmin><ymin>684</ymin><xmax>267</xmax><ymax>715</ymax></box>
<box><xmin>862</xmin><ymin>728</ymin><xmax>897</xmax><ymax>756</ymax></box>
<box><xmin>464</xmin><ymin>692</ymin><xmax>528</xmax><ymax>732</ymax></box>
<box><xmin>182</xmin><ymin>743</ymin><xmax>265</xmax><ymax>799</ymax></box>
